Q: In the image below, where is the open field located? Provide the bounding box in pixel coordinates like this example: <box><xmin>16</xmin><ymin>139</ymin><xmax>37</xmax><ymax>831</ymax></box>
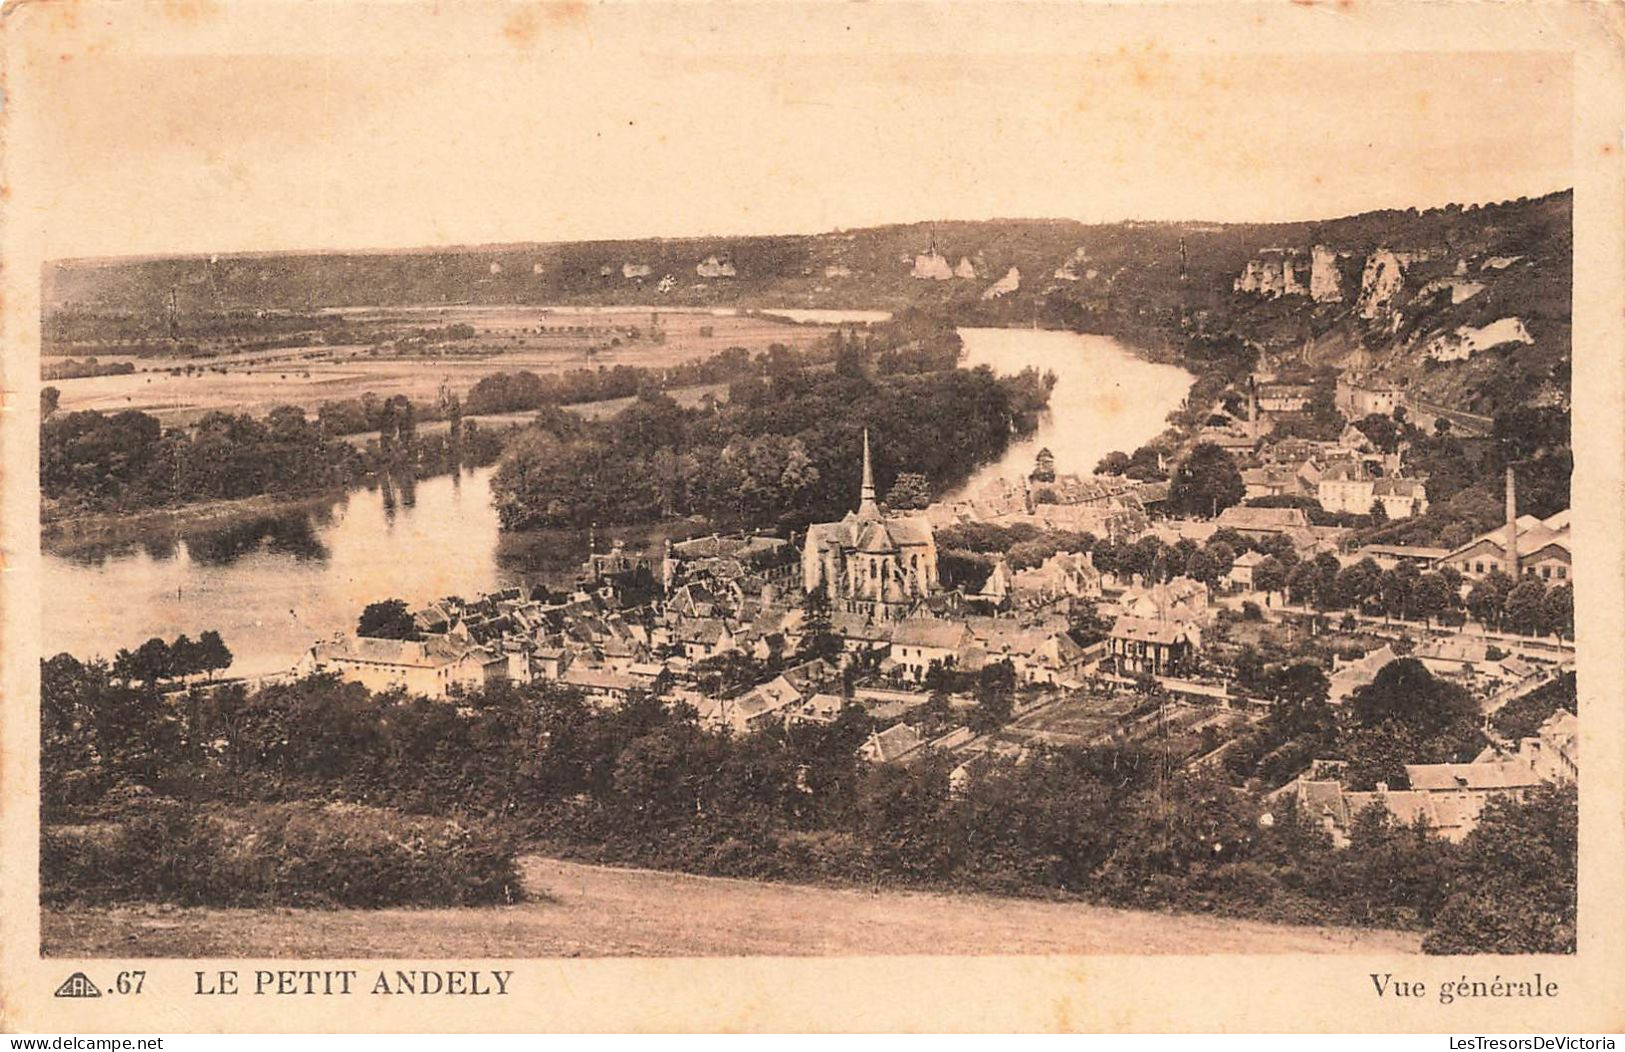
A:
<box><xmin>47</xmin><ymin>307</ymin><xmax>828</xmax><ymax>427</ymax></box>
<box><xmin>42</xmin><ymin>855</ymin><xmax>1422</xmax><ymax>958</ymax></box>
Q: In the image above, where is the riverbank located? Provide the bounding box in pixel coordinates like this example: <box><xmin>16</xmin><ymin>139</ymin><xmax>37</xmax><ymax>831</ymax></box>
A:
<box><xmin>42</xmin><ymin>855</ymin><xmax>1423</xmax><ymax>958</ymax></box>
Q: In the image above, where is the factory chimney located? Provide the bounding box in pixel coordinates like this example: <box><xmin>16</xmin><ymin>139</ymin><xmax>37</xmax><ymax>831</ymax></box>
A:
<box><xmin>1504</xmin><ymin>465</ymin><xmax>1519</xmax><ymax>578</ymax></box>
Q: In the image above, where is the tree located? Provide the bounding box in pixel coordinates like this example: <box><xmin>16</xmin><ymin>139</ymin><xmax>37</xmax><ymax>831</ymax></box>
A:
<box><xmin>1030</xmin><ymin>448</ymin><xmax>1057</xmax><ymax>483</ymax></box>
<box><xmin>1309</xmin><ymin>552</ymin><xmax>1342</xmax><ymax>609</ymax></box>
<box><xmin>1544</xmin><ymin>583</ymin><xmax>1574</xmax><ymax>640</ymax></box>
<box><xmin>197</xmin><ymin>630</ymin><xmax>234</xmax><ymax>680</ymax></box>
<box><xmin>1252</xmin><ymin>555</ymin><xmax>1287</xmax><ymax>598</ymax></box>
<box><xmin>1377</xmin><ymin>563</ymin><xmax>1419</xmax><ymax>622</ymax></box>
<box><xmin>41</xmin><ymin>385</ymin><xmax>60</xmax><ymax>417</ymax></box>
<box><xmin>968</xmin><ymin>660</ymin><xmax>1016</xmax><ymax>733</ymax></box>
<box><xmin>1466</xmin><ymin>570</ymin><xmax>1514</xmax><ymax>629</ymax></box>
<box><xmin>124</xmin><ymin>637</ymin><xmax>174</xmax><ymax>685</ymax></box>
<box><xmin>1066</xmin><ymin>599</ymin><xmax>1110</xmax><ymax>646</ymax></box>
<box><xmin>1231</xmin><ymin>645</ymin><xmax>1264</xmax><ymax>691</ymax></box>
<box><xmin>1285</xmin><ymin>561</ymin><xmax>1318</xmax><ymax>606</ymax></box>
<box><xmin>1354</xmin><ymin>413</ymin><xmax>1403</xmax><ymax>454</ymax></box>
<box><xmin>800</xmin><ymin>587</ymin><xmax>842</xmax><ymax>663</ymax></box>
<box><xmin>170</xmin><ymin>634</ymin><xmax>203</xmax><ymax>678</ymax></box>
<box><xmin>1423</xmin><ymin>785</ymin><xmax>1576</xmax><ymax>954</ymax></box>
<box><xmin>1504</xmin><ymin>579</ymin><xmax>1550</xmax><ymax>636</ymax></box>
<box><xmin>1202</xmin><ymin>540</ymin><xmax>1236</xmax><ymax>578</ymax></box>
<box><xmin>358</xmin><ymin>599</ymin><xmax>419</xmax><ymax>640</ymax></box>
<box><xmin>1168</xmin><ymin>443</ymin><xmax>1244</xmax><ymax>518</ymax></box>
<box><xmin>884</xmin><ymin>472</ymin><xmax>933</xmax><ymax>511</ymax></box>
<box><xmin>1411</xmin><ymin>573</ymin><xmax>1456</xmax><ymax>627</ymax></box>
<box><xmin>1349</xmin><ymin>658</ymin><xmax>1475</xmax><ymax>736</ymax></box>
<box><xmin>1094</xmin><ymin>450</ymin><xmax>1131</xmax><ymax>476</ymax></box>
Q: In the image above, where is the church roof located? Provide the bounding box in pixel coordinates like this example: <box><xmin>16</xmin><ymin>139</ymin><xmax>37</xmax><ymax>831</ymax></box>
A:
<box><xmin>858</xmin><ymin>520</ymin><xmax>898</xmax><ymax>553</ymax></box>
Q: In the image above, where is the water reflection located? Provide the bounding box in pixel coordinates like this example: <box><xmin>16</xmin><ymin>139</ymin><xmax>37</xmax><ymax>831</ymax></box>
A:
<box><xmin>184</xmin><ymin>512</ymin><xmax>330</xmax><ymax>566</ymax></box>
<box><xmin>43</xmin><ymin>465</ymin><xmax>525</xmax><ymax>676</ymax></box>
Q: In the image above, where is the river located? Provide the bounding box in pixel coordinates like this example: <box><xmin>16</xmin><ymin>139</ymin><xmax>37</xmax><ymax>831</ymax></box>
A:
<box><xmin>954</xmin><ymin>328</ymin><xmax>1192</xmax><ymax>494</ymax></box>
<box><xmin>42</xmin><ymin>328</ymin><xmax>1191</xmax><ymax>676</ymax></box>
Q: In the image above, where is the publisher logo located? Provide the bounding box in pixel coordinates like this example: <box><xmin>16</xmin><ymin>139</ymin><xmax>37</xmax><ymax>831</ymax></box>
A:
<box><xmin>53</xmin><ymin>972</ymin><xmax>102</xmax><ymax>998</ymax></box>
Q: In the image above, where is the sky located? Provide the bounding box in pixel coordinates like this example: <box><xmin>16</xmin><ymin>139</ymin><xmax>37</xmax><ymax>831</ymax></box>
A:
<box><xmin>13</xmin><ymin>3</ymin><xmax>1573</xmax><ymax>261</ymax></box>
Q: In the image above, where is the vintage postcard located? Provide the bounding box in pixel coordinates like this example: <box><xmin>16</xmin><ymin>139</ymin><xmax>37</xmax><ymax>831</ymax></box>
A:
<box><xmin>3</xmin><ymin>0</ymin><xmax>1623</xmax><ymax>1034</ymax></box>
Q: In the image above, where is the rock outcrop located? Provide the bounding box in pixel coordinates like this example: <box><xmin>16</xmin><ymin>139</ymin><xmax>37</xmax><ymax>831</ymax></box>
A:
<box><xmin>1356</xmin><ymin>249</ymin><xmax>1405</xmax><ymax>320</ymax></box>
<box><xmin>1234</xmin><ymin>249</ymin><xmax>1309</xmax><ymax>299</ymax></box>
<box><xmin>696</xmin><ymin>254</ymin><xmax>737</xmax><ymax>279</ymax></box>
<box><xmin>982</xmin><ymin>267</ymin><xmax>1021</xmax><ymax>300</ymax></box>
<box><xmin>1053</xmin><ymin>247</ymin><xmax>1090</xmax><ymax>282</ymax></box>
<box><xmin>911</xmin><ymin>250</ymin><xmax>953</xmax><ymax>280</ymax></box>
<box><xmin>1310</xmin><ymin>244</ymin><xmax>1343</xmax><ymax>303</ymax></box>
<box><xmin>1424</xmin><ymin>317</ymin><xmax>1533</xmax><ymax>362</ymax></box>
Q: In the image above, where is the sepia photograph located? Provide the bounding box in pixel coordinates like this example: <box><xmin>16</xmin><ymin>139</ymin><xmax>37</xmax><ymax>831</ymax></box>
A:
<box><xmin>4</xmin><ymin>0</ymin><xmax>1623</xmax><ymax>1035</ymax></box>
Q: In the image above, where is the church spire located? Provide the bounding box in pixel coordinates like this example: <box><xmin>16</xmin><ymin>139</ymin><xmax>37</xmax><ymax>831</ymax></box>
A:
<box><xmin>858</xmin><ymin>428</ymin><xmax>880</xmax><ymax>518</ymax></box>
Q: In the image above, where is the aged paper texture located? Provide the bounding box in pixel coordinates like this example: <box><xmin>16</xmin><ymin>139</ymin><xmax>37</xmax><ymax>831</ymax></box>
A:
<box><xmin>3</xmin><ymin>0</ymin><xmax>1624</xmax><ymax>1033</ymax></box>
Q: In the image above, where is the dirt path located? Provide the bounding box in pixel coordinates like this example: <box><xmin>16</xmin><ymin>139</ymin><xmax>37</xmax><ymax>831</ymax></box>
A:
<box><xmin>42</xmin><ymin>856</ymin><xmax>1422</xmax><ymax>958</ymax></box>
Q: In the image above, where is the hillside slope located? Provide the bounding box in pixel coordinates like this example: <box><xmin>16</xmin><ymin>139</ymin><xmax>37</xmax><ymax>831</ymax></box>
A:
<box><xmin>43</xmin><ymin>855</ymin><xmax>1422</xmax><ymax>958</ymax></box>
<box><xmin>45</xmin><ymin>190</ymin><xmax>1571</xmax><ymax>421</ymax></box>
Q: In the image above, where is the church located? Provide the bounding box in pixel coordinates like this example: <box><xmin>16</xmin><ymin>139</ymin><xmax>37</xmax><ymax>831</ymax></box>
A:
<box><xmin>802</xmin><ymin>431</ymin><xmax>940</xmax><ymax>622</ymax></box>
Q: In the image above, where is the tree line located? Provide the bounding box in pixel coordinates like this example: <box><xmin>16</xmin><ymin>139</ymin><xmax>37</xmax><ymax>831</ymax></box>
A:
<box><xmin>42</xmin><ymin>404</ymin><xmax>508</xmax><ymax>518</ymax></box>
<box><xmin>38</xmin><ymin>651</ymin><xmax>1572</xmax><ymax>953</ymax></box>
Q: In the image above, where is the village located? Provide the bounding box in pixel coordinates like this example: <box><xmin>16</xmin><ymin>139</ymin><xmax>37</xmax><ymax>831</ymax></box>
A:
<box><xmin>295</xmin><ymin>344</ymin><xmax>1576</xmax><ymax>849</ymax></box>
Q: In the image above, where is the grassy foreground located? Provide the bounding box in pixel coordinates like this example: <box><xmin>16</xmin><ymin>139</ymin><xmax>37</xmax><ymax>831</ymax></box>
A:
<box><xmin>43</xmin><ymin>856</ymin><xmax>1421</xmax><ymax>958</ymax></box>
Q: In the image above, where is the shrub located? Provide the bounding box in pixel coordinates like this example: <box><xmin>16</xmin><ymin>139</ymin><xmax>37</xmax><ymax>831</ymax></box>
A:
<box><xmin>42</xmin><ymin>802</ymin><xmax>522</xmax><ymax>908</ymax></box>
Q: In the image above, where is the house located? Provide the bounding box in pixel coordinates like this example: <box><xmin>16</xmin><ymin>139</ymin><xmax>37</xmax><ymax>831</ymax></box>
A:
<box><xmin>957</xmin><ymin>618</ymin><xmax>1081</xmax><ymax>685</ymax></box>
<box><xmin>1335</xmin><ymin>374</ymin><xmax>1403</xmax><ymax>419</ymax></box>
<box><xmin>1195</xmin><ymin>425</ymin><xmax>1259</xmax><ymax>455</ymax></box>
<box><xmin>714</xmin><ymin>676</ymin><xmax>806</xmax><ymax>733</ymax></box>
<box><xmin>1106</xmin><ymin>615</ymin><xmax>1198</xmax><ymax>677</ymax></box>
<box><xmin>1328</xmin><ymin>644</ymin><xmax>1397</xmax><ymax>705</ymax></box>
<box><xmin>559</xmin><ymin>665</ymin><xmax>642</xmax><ymax>706</ymax></box>
<box><xmin>1278</xmin><ymin>779</ymin><xmax>1481</xmax><ymax>846</ymax></box>
<box><xmin>673</xmin><ymin>618</ymin><xmax>735</xmax><ymax>660</ymax></box>
<box><xmin>1023</xmin><ymin>632</ymin><xmax>1090</xmax><ymax>685</ymax></box>
<box><xmin>1215</xmin><ymin>505</ymin><xmax>1312</xmax><ymax>540</ymax></box>
<box><xmin>975</xmin><ymin>557</ymin><xmax>1015</xmax><ymax>607</ymax></box>
<box><xmin>794</xmin><ymin>692</ymin><xmax>850</xmax><ymax>724</ymax></box>
<box><xmin>1287</xmin><ymin>707</ymin><xmax>1575</xmax><ymax>843</ymax></box>
<box><xmin>1337</xmin><ymin>423</ymin><xmax>1376</xmax><ymax>454</ymax></box>
<box><xmin>662</xmin><ymin>531</ymin><xmax>798</xmax><ymax>594</ymax></box>
<box><xmin>1412</xmin><ymin>636</ymin><xmax>1506</xmax><ymax>680</ymax></box>
<box><xmin>1371</xmin><ymin>477</ymin><xmax>1428</xmax><ymax>519</ymax></box>
<box><xmin>860</xmin><ymin>722</ymin><xmax>926</xmax><ymax>764</ymax></box>
<box><xmin>889</xmin><ymin>619</ymin><xmax>971</xmax><ymax>682</ymax></box>
<box><xmin>1119</xmin><ymin>575</ymin><xmax>1210</xmax><ymax>625</ymax></box>
<box><xmin>533</xmin><ymin>646</ymin><xmax>570</xmax><ymax>680</ymax></box>
<box><xmin>1316</xmin><ymin>460</ymin><xmax>1376</xmax><ymax>515</ymax></box>
<box><xmin>1011</xmin><ymin>550</ymin><xmax>1102</xmax><ymax>604</ymax></box>
<box><xmin>1255</xmin><ymin>383</ymin><xmax>1314</xmax><ymax>413</ymax></box>
<box><xmin>298</xmin><ymin>635</ymin><xmax>508</xmax><ymax>700</ymax></box>
<box><xmin>829</xmin><ymin>613</ymin><xmax>896</xmax><ymax>661</ymax></box>
<box><xmin>1242</xmin><ymin>463</ymin><xmax>1315</xmax><ymax>501</ymax></box>
<box><xmin>1513</xmin><ymin>709</ymin><xmax>1579</xmax><ymax>785</ymax></box>
<box><xmin>1227</xmin><ymin>549</ymin><xmax>1266</xmax><ymax>590</ymax></box>
<box><xmin>1404</xmin><ymin>759</ymin><xmax>1544</xmax><ymax>798</ymax></box>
